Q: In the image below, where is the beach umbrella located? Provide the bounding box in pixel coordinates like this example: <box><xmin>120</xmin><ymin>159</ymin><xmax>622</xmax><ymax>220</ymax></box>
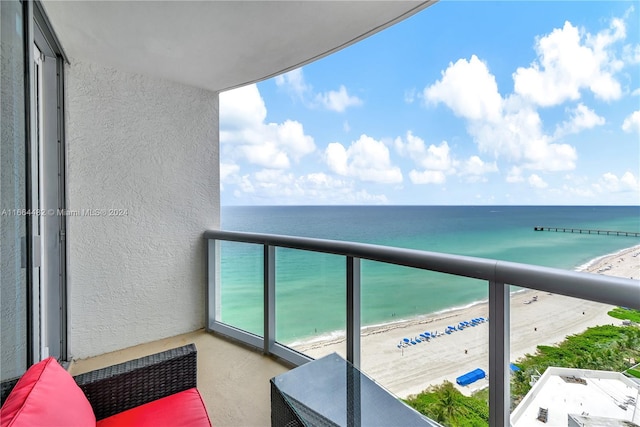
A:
<box><xmin>403</xmin><ymin>338</ymin><xmax>410</xmax><ymax>343</ymax></box>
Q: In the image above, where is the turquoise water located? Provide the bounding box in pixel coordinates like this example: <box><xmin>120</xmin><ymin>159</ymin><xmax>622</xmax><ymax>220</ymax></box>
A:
<box><xmin>220</xmin><ymin>206</ymin><xmax>640</xmax><ymax>343</ymax></box>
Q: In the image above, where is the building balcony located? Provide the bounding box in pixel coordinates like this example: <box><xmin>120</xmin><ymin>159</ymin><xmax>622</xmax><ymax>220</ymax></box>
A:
<box><xmin>57</xmin><ymin>230</ymin><xmax>639</xmax><ymax>426</ymax></box>
<box><xmin>2</xmin><ymin>2</ymin><xmax>638</xmax><ymax>426</ymax></box>
<box><xmin>67</xmin><ymin>329</ymin><xmax>289</xmax><ymax>427</ymax></box>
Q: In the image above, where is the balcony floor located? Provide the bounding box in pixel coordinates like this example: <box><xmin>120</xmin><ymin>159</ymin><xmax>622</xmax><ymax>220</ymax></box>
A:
<box><xmin>68</xmin><ymin>329</ymin><xmax>290</xmax><ymax>427</ymax></box>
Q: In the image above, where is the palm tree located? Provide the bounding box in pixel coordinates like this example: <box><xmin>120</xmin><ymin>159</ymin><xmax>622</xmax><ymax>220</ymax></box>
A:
<box><xmin>429</xmin><ymin>381</ymin><xmax>463</xmax><ymax>425</ymax></box>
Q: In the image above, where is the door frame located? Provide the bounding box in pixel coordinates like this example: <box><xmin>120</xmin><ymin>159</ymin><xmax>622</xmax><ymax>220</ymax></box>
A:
<box><xmin>25</xmin><ymin>0</ymin><xmax>69</xmax><ymax>364</ymax></box>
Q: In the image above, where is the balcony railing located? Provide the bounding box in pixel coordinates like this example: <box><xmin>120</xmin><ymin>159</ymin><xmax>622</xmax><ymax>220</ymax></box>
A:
<box><xmin>203</xmin><ymin>229</ymin><xmax>640</xmax><ymax>426</ymax></box>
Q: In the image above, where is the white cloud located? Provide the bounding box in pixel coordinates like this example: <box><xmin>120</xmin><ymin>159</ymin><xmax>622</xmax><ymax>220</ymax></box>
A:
<box><xmin>424</xmin><ymin>55</ymin><xmax>578</xmax><ymax>172</ymax></box>
<box><xmin>396</xmin><ymin>132</ymin><xmax>499</xmax><ymax>184</ymax></box>
<box><xmin>275</xmin><ymin>68</ymin><xmax>310</xmax><ymax>100</ymax></box>
<box><xmin>409</xmin><ymin>170</ymin><xmax>446</xmax><ymax>185</ymax></box>
<box><xmin>232</xmin><ymin>170</ymin><xmax>389</xmax><ymax>204</ymax></box>
<box><xmin>424</xmin><ymin>55</ymin><xmax>502</xmax><ymax>122</ymax></box>
<box><xmin>622</xmin><ymin>110</ymin><xmax>640</xmax><ymax>133</ymax></box>
<box><xmin>513</xmin><ymin>19</ymin><xmax>627</xmax><ymax>107</ymax></box>
<box><xmin>325</xmin><ymin>135</ymin><xmax>403</xmax><ymax>184</ymax></box>
<box><xmin>528</xmin><ymin>174</ymin><xmax>548</xmax><ymax>189</ymax></box>
<box><xmin>506</xmin><ymin>167</ymin><xmax>524</xmax><ymax>183</ymax></box>
<box><xmin>460</xmin><ymin>156</ymin><xmax>498</xmax><ymax>182</ymax></box>
<box><xmin>395</xmin><ymin>132</ymin><xmax>459</xmax><ymax>185</ymax></box>
<box><xmin>240</xmin><ymin>141</ymin><xmax>291</xmax><ymax>169</ymax></box>
<box><xmin>555</xmin><ymin>103</ymin><xmax>605</xmax><ymax>137</ymax></box>
<box><xmin>420</xmin><ymin>140</ymin><xmax>454</xmax><ymax>171</ymax></box>
<box><xmin>524</xmin><ymin>137</ymin><xmax>577</xmax><ymax>172</ymax></box>
<box><xmin>220</xmin><ymin>84</ymin><xmax>315</xmax><ymax>169</ymax></box>
<box><xmin>621</xmin><ymin>172</ymin><xmax>638</xmax><ymax>189</ymax></box>
<box><xmin>561</xmin><ymin>184</ymin><xmax>595</xmax><ymax>199</ymax></box>
<box><xmin>325</xmin><ymin>143</ymin><xmax>348</xmax><ymax>176</ymax></box>
<box><xmin>632</xmin><ymin>88</ymin><xmax>640</xmax><ymax>96</ymax></box>
<box><xmin>395</xmin><ymin>132</ymin><xmax>456</xmax><ymax>172</ymax></box>
<box><xmin>469</xmin><ymin>101</ymin><xmax>577</xmax><ymax>171</ymax></box>
<box><xmin>220</xmin><ymin>84</ymin><xmax>267</xmax><ymax>130</ymax></box>
<box><xmin>276</xmin><ymin>68</ymin><xmax>362</xmax><ymax>112</ymax></box>
<box><xmin>598</xmin><ymin>171</ymin><xmax>640</xmax><ymax>193</ymax></box>
<box><xmin>220</xmin><ymin>162</ymin><xmax>240</xmax><ymax>190</ymax></box>
<box><xmin>315</xmin><ymin>85</ymin><xmax>363</xmax><ymax>112</ymax></box>
<box><xmin>425</xmin><ymin>11</ymin><xmax>636</xmax><ymax>173</ymax></box>
<box><xmin>622</xmin><ymin>44</ymin><xmax>640</xmax><ymax>64</ymax></box>
<box><xmin>238</xmin><ymin>175</ymin><xmax>255</xmax><ymax>194</ymax></box>
<box><xmin>220</xmin><ymin>163</ymin><xmax>239</xmax><ymax>181</ymax></box>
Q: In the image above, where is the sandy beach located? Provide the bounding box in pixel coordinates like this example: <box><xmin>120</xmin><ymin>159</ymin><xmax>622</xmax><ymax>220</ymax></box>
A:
<box><xmin>293</xmin><ymin>245</ymin><xmax>640</xmax><ymax>398</ymax></box>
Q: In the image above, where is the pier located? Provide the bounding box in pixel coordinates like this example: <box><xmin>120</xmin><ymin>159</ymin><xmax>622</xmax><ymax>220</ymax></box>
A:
<box><xmin>534</xmin><ymin>226</ymin><xmax>640</xmax><ymax>237</ymax></box>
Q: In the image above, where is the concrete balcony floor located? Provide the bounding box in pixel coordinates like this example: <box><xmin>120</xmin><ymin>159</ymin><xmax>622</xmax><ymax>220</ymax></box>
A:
<box><xmin>68</xmin><ymin>329</ymin><xmax>291</xmax><ymax>427</ymax></box>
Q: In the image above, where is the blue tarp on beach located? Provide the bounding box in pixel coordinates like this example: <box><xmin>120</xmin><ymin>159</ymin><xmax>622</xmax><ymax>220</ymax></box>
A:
<box><xmin>456</xmin><ymin>368</ymin><xmax>486</xmax><ymax>386</ymax></box>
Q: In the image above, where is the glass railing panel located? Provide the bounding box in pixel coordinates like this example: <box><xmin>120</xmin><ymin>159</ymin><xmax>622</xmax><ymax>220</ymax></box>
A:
<box><xmin>219</xmin><ymin>241</ymin><xmax>264</xmax><ymax>336</ymax></box>
<box><xmin>508</xmin><ymin>284</ymin><xmax>637</xmax><ymax>426</ymax></box>
<box><xmin>359</xmin><ymin>260</ymin><xmax>489</xmax><ymax>425</ymax></box>
<box><xmin>275</xmin><ymin>248</ymin><xmax>346</xmax><ymax>359</ymax></box>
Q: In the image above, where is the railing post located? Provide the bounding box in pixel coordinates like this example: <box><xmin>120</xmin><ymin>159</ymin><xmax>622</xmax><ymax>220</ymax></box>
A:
<box><xmin>206</xmin><ymin>239</ymin><xmax>221</xmax><ymax>329</ymax></box>
<box><xmin>488</xmin><ymin>279</ymin><xmax>510</xmax><ymax>427</ymax></box>
<box><xmin>264</xmin><ymin>245</ymin><xmax>276</xmax><ymax>355</ymax></box>
<box><xmin>346</xmin><ymin>256</ymin><xmax>361</xmax><ymax>369</ymax></box>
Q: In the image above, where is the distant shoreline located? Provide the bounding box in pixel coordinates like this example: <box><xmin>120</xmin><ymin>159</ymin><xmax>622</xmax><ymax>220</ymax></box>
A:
<box><xmin>293</xmin><ymin>244</ymin><xmax>640</xmax><ymax>398</ymax></box>
<box><xmin>289</xmin><ymin>244</ymin><xmax>640</xmax><ymax>350</ymax></box>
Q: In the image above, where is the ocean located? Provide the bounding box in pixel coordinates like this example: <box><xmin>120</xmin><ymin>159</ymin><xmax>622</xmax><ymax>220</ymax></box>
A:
<box><xmin>219</xmin><ymin>206</ymin><xmax>640</xmax><ymax>344</ymax></box>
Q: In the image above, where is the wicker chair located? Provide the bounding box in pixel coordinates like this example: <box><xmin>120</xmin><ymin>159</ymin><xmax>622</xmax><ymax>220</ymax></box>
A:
<box><xmin>1</xmin><ymin>343</ymin><xmax>206</xmax><ymax>424</ymax></box>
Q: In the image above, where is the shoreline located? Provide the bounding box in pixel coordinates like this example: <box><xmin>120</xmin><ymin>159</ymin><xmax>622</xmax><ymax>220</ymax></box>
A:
<box><xmin>289</xmin><ymin>288</ymin><xmax>530</xmax><ymax>351</ymax></box>
<box><xmin>292</xmin><ymin>244</ymin><xmax>640</xmax><ymax>398</ymax></box>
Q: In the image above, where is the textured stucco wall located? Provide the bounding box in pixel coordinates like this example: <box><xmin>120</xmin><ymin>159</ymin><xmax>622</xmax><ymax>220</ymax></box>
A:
<box><xmin>65</xmin><ymin>59</ymin><xmax>219</xmax><ymax>359</ymax></box>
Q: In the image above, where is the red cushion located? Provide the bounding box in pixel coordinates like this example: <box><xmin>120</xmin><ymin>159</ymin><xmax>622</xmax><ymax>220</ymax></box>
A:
<box><xmin>0</xmin><ymin>357</ymin><xmax>96</xmax><ymax>427</ymax></box>
<box><xmin>96</xmin><ymin>388</ymin><xmax>211</xmax><ymax>427</ymax></box>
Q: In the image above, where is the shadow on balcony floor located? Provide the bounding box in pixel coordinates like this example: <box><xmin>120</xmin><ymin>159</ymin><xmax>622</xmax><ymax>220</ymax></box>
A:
<box><xmin>68</xmin><ymin>329</ymin><xmax>290</xmax><ymax>427</ymax></box>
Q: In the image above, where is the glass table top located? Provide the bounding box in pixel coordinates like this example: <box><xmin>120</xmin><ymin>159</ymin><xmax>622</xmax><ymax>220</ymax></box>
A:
<box><xmin>271</xmin><ymin>353</ymin><xmax>440</xmax><ymax>427</ymax></box>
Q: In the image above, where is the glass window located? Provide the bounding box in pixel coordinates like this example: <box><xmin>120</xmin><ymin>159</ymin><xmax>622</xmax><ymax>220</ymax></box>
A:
<box><xmin>1</xmin><ymin>0</ymin><xmax>28</xmax><ymax>380</ymax></box>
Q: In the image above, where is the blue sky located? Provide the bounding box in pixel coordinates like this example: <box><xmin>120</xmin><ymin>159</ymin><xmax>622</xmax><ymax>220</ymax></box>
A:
<box><xmin>220</xmin><ymin>1</ymin><xmax>640</xmax><ymax>206</ymax></box>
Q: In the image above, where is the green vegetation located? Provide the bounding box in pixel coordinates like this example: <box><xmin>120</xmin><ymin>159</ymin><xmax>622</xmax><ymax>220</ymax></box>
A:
<box><xmin>608</xmin><ymin>307</ymin><xmax>640</xmax><ymax>323</ymax></box>
<box><xmin>404</xmin><ymin>381</ymin><xmax>488</xmax><ymax>426</ymax></box>
<box><xmin>405</xmin><ymin>325</ymin><xmax>640</xmax><ymax>426</ymax></box>
<box><xmin>511</xmin><ymin>325</ymin><xmax>640</xmax><ymax>406</ymax></box>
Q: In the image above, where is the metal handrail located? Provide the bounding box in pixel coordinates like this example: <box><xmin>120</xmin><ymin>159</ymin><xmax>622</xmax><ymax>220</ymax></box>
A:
<box><xmin>205</xmin><ymin>230</ymin><xmax>638</xmax><ymax>306</ymax></box>
<box><xmin>204</xmin><ymin>229</ymin><xmax>640</xmax><ymax>426</ymax></box>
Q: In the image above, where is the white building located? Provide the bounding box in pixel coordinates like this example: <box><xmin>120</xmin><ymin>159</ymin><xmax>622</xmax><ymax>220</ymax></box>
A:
<box><xmin>511</xmin><ymin>367</ymin><xmax>640</xmax><ymax>427</ymax></box>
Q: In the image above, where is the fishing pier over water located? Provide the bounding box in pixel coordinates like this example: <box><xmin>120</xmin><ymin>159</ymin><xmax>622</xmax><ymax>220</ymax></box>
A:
<box><xmin>534</xmin><ymin>226</ymin><xmax>640</xmax><ymax>237</ymax></box>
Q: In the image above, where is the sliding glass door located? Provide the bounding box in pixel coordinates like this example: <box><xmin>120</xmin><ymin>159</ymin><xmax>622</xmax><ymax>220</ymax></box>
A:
<box><xmin>1</xmin><ymin>0</ymin><xmax>29</xmax><ymax>380</ymax></box>
<box><xmin>1</xmin><ymin>0</ymin><xmax>67</xmax><ymax>380</ymax></box>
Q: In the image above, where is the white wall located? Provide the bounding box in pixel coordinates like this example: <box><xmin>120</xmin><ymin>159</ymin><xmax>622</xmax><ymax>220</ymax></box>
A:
<box><xmin>65</xmin><ymin>59</ymin><xmax>219</xmax><ymax>359</ymax></box>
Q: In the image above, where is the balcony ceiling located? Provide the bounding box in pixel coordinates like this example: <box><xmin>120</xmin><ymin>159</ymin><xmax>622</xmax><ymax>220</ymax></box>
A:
<box><xmin>42</xmin><ymin>1</ymin><xmax>434</xmax><ymax>92</ymax></box>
